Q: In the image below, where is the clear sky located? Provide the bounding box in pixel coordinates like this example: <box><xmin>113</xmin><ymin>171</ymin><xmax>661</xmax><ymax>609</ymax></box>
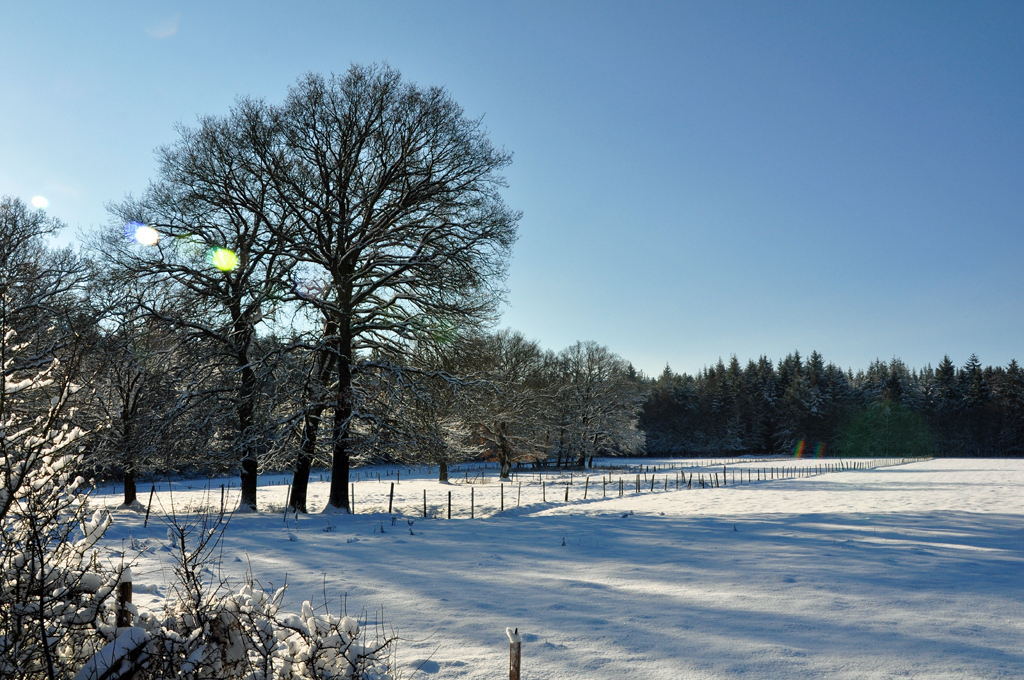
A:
<box><xmin>2</xmin><ymin>1</ymin><xmax>1022</xmax><ymax>377</ymax></box>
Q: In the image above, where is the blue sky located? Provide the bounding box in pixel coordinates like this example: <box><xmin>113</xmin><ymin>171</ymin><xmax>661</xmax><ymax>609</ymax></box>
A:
<box><xmin>2</xmin><ymin>1</ymin><xmax>1021</xmax><ymax>377</ymax></box>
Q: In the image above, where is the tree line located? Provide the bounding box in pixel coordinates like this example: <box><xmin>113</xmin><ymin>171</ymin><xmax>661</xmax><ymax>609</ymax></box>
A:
<box><xmin>641</xmin><ymin>351</ymin><xmax>1024</xmax><ymax>459</ymax></box>
<box><xmin>2</xmin><ymin>64</ymin><xmax>645</xmax><ymax>517</ymax></box>
<box><xmin>4</xmin><ymin>63</ymin><xmax>1020</xmax><ymax>526</ymax></box>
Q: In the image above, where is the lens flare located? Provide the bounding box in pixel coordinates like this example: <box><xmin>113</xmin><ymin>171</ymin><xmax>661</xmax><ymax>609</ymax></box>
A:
<box><xmin>124</xmin><ymin>221</ymin><xmax>143</xmax><ymax>240</ymax></box>
<box><xmin>206</xmin><ymin>247</ymin><xmax>238</xmax><ymax>272</ymax></box>
<box><xmin>31</xmin><ymin>196</ymin><xmax>49</xmax><ymax>209</ymax></box>
<box><xmin>124</xmin><ymin>221</ymin><xmax>159</xmax><ymax>245</ymax></box>
<box><xmin>135</xmin><ymin>225</ymin><xmax>159</xmax><ymax>245</ymax></box>
<box><xmin>815</xmin><ymin>442</ymin><xmax>825</xmax><ymax>458</ymax></box>
<box><xmin>793</xmin><ymin>440</ymin><xmax>806</xmax><ymax>459</ymax></box>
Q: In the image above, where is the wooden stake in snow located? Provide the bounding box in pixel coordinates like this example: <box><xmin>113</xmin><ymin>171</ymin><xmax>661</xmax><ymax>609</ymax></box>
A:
<box><xmin>388</xmin><ymin>483</ymin><xmax>394</xmax><ymax>514</ymax></box>
<box><xmin>448</xmin><ymin>490</ymin><xmax>452</xmax><ymax>519</ymax></box>
<box><xmin>117</xmin><ymin>569</ymin><xmax>133</xmax><ymax>628</ymax></box>
<box><xmin>507</xmin><ymin>627</ymin><xmax>522</xmax><ymax>680</ymax></box>
<box><xmin>584</xmin><ymin>476</ymin><xmax>590</xmax><ymax>499</ymax></box>
<box><xmin>564</xmin><ymin>484</ymin><xmax>569</xmax><ymax>502</ymax></box>
<box><xmin>501</xmin><ymin>483</ymin><xmax>504</xmax><ymax>512</ymax></box>
<box><xmin>144</xmin><ymin>485</ymin><xmax>155</xmax><ymax>528</ymax></box>
<box><xmin>423</xmin><ymin>488</ymin><xmax>427</xmax><ymax>518</ymax></box>
<box><xmin>471</xmin><ymin>486</ymin><xmax>475</xmax><ymax>519</ymax></box>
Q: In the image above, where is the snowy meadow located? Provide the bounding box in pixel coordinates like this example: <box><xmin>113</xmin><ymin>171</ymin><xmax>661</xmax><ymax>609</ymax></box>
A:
<box><xmin>96</xmin><ymin>458</ymin><xmax>1024</xmax><ymax>679</ymax></box>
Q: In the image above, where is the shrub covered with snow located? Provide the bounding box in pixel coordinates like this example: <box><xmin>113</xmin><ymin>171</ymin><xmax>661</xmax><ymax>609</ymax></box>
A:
<box><xmin>128</xmin><ymin>582</ymin><xmax>393</xmax><ymax>679</ymax></box>
<box><xmin>1</xmin><ymin>313</ymin><xmax>121</xmax><ymax>678</ymax></box>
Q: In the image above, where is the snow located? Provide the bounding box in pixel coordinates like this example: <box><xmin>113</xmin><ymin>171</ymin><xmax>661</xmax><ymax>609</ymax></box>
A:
<box><xmin>72</xmin><ymin>627</ymin><xmax>147</xmax><ymax>680</ymax></box>
<box><xmin>96</xmin><ymin>458</ymin><xmax>1024</xmax><ymax>679</ymax></box>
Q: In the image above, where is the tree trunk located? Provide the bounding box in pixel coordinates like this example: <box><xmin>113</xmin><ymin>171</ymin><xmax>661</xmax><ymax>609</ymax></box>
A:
<box><xmin>237</xmin><ymin>351</ymin><xmax>259</xmax><ymax>512</ymax></box>
<box><xmin>438</xmin><ymin>461</ymin><xmax>448</xmax><ymax>482</ymax></box>
<box><xmin>121</xmin><ymin>419</ymin><xmax>137</xmax><ymax>506</ymax></box>
<box><xmin>123</xmin><ymin>467</ymin><xmax>137</xmax><ymax>507</ymax></box>
<box><xmin>240</xmin><ymin>457</ymin><xmax>258</xmax><ymax>511</ymax></box>
<box><xmin>291</xmin><ymin>335</ymin><xmax>336</xmax><ymax>513</ymax></box>
<box><xmin>290</xmin><ymin>405</ymin><xmax>325</xmax><ymax>513</ymax></box>
<box><xmin>327</xmin><ymin>328</ymin><xmax>353</xmax><ymax>511</ymax></box>
<box><xmin>499</xmin><ymin>439</ymin><xmax>512</xmax><ymax>479</ymax></box>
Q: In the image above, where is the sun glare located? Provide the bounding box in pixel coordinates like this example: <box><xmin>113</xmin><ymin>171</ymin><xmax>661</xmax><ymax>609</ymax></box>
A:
<box><xmin>31</xmin><ymin>196</ymin><xmax>49</xmax><ymax>209</ymax></box>
<box><xmin>124</xmin><ymin>221</ymin><xmax>159</xmax><ymax>245</ymax></box>
<box><xmin>135</xmin><ymin>225</ymin><xmax>160</xmax><ymax>245</ymax></box>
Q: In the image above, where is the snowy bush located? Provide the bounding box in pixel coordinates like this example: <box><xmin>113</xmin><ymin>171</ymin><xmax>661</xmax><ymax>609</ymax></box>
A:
<box><xmin>131</xmin><ymin>506</ymin><xmax>395</xmax><ymax>680</ymax></box>
<box><xmin>1</xmin><ymin>313</ymin><xmax>120</xmax><ymax>679</ymax></box>
<box><xmin>130</xmin><ymin>582</ymin><xmax>394</xmax><ymax>680</ymax></box>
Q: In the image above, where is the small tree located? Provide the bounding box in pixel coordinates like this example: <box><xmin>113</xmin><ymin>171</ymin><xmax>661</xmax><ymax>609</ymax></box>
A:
<box><xmin>386</xmin><ymin>340</ymin><xmax>478</xmax><ymax>482</ymax></box>
<box><xmin>549</xmin><ymin>341</ymin><xmax>646</xmax><ymax>468</ymax></box>
<box><xmin>456</xmin><ymin>330</ymin><xmax>549</xmax><ymax>479</ymax></box>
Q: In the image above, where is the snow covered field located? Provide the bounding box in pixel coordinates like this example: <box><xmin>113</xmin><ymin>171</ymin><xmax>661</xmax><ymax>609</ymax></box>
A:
<box><xmin>96</xmin><ymin>458</ymin><xmax>1024</xmax><ymax>679</ymax></box>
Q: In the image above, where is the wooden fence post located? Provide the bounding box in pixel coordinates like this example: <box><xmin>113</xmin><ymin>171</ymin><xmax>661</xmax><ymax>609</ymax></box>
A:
<box><xmin>144</xmin><ymin>485</ymin><xmax>155</xmax><ymax>528</ymax></box>
<box><xmin>507</xmin><ymin>627</ymin><xmax>522</xmax><ymax>680</ymax></box>
<box><xmin>471</xmin><ymin>486</ymin><xmax>475</xmax><ymax>519</ymax></box>
<box><xmin>388</xmin><ymin>483</ymin><xmax>394</xmax><ymax>514</ymax></box>
<box><xmin>423</xmin><ymin>488</ymin><xmax>427</xmax><ymax>518</ymax></box>
<box><xmin>448</xmin><ymin>491</ymin><xmax>452</xmax><ymax>519</ymax></box>
<box><xmin>117</xmin><ymin>568</ymin><xmax>133</xmax><ymax>628</ymax></box>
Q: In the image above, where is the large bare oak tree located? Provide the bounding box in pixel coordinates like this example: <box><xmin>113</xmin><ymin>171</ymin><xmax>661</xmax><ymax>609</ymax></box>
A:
<box><xmin>261</xmin><ymin>65</ymin><xmax>519</xmax><ymax>511</ymax></box>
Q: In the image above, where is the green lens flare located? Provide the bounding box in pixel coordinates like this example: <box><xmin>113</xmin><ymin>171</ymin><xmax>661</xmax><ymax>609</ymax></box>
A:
<box><xmin>206</xmin><ymin>247</ymin><xmax>238</xmax><ymax>272</ymax></box>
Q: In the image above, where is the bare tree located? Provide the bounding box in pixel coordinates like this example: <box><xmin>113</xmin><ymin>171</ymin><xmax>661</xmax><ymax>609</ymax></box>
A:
<box><xmin>105</xmin><ymin>103</ymin><xmax>298</xmax><ymax>511</ymax></box>
<box><xmin>549</xmin><ymin>341</ymin><xmax>646</xmax><ymax>468</ymax></box>
<box><xmin>376</xmin><ymin>340</ymin><xmax>478</xmax><ymax>482</ymax></box>
<box><xmin>81</xmin><ymin>275</ymin><xmax>199</xmax><ymax>506</ymax></box>
<box><xmin>455</xmin><ymin>330</ymin><xmax>549</xmax><ymax>479</ymax></box>
<box><xmin>257</xmin><ymin>65</ymin><xmax>519</xmax><ymax>510</ymax></box>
